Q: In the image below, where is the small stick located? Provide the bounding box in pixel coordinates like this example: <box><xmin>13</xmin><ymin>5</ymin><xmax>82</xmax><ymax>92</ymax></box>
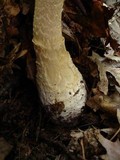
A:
<box><xmin>80</xmin><ymin>139</ymin><xmax>86</xmax><ymax>160</ymax></box>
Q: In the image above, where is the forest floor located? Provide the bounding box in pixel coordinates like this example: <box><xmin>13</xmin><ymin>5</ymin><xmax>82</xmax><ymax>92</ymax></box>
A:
<box><xmin>0</xmin><ymin>0</ymin><xmax>120</xmax><ymax>160</ymax></box>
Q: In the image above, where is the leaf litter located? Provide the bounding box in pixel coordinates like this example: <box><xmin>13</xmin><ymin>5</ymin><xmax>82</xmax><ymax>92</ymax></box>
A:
<box><xmin>0</xmin><ymin>0</ymin><xmax>120</xmax><ymax>160</ymax></box>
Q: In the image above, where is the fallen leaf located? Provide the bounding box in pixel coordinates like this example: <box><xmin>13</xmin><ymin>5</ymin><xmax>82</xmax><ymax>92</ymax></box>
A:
<box><xmin>87</xmin><ymin>89</ymin><xmax>120</xmax><ymax>113</ymax></box>
<box><xmin>98</xmin><ymin>133</ymin><xmax>120</xmax><ymax>160</ymax></box>
<box><xmin>91</xmin><ymin>52</ymin><xmax>120</xmax><ymax>95</ymax></box>
<box><xmin>102</xmin><ymin>2</ymin><xmax>120</xmax><ymax>53</ymax></box>
<box><xmin>108</xmin><ymin>6</ymin><xmax>120</xmax><ymax>49</ymax></box>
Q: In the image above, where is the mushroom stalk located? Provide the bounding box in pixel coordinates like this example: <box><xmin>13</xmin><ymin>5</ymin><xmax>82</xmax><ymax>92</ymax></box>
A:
<box><xmin>33</xmin><ymin>0</ymin><xmax>86</xmax><ymax>123</ymax></box>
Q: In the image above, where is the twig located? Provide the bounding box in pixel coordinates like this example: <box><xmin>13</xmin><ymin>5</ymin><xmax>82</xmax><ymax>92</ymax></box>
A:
<box><xmin>110</xmin><ymin>127</ymin><xmax>120</xmax><ymax>141</ymax></box>
<box><xmin>80</xmin><ymin>139</ymin><xmax>86</xmax><ymax>160</ymax></box>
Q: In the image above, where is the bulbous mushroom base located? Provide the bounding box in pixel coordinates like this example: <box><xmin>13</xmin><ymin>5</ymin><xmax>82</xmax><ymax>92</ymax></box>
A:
<box><xmin>34</xmin><ymin>46</ymin><xmax>87</xmax><ymax>126</ymax></box>
<box><xmin>44</xmin><ymin>82</ymin><xmax>86</xmax><ymax>126</ymax></box>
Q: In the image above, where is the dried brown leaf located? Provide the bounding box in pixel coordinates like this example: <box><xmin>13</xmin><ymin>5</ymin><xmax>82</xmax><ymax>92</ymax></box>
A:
<box><xmin>91</xmin><ymin>52</ymin><xmax>120</xmax><ymax>95</ymax></box>
<box><xmin>98</xmin><ymin>133</ymin><xmax>120</xmax><ymax>160</ymax></box>
<box><xmin>87</xmin><ymin>90</ymin><xmax>120</xmax><ymax>113</ymax></box>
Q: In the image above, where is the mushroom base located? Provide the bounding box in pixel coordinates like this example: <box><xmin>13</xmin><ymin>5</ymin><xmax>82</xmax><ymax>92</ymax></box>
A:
<box><xmin>44</xmin><ymin>103</ymin><xmax>84</xmax><ymax>127</ymax></box>
<box><xmin>42</xmin><ymin>86</ymin><xmax>86</xmax><ymax>126</ymax></box>
<box><xmin>34</xmin><ymin>46</ymin><xmax>87</xmax><ymax>125</ymax></box>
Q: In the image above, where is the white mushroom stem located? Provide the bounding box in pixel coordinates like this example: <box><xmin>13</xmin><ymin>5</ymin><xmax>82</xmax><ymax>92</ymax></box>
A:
<box><xmin>33</xmin><ymin>0</ymin><xmax>86</xmax><ymax>123</ymax></box>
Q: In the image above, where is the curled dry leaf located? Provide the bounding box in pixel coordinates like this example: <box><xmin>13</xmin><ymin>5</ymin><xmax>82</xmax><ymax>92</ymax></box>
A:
<box><xmin>103</xmin><ymin>1</ymin><xmax>120</xmax><ymax>54</ymax></box>
<box><xmin>98</xmin><ymin>133</ymin><xmax>120</xmax><ymax>160</ymax></box>
<box><xmin>87</xmin><ymin>87</ymin><xmax>120</xmax><ymax>113</ymax></box>
<box><xmin>91</xmin><ymin>52</ymin><xmax>120</xmax><ymax>95</ymax></box>
<box><xmin>108</xmin><ymin>5</ymin><xmax>120</xmax><ymax>47</ymax></box>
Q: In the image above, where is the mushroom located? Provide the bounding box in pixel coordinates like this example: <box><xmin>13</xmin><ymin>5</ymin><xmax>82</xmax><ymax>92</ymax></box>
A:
<box><xmin>32</xmin><ymin>0</ymin><xmax>87</xmax><ymax>124</ymax></box>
